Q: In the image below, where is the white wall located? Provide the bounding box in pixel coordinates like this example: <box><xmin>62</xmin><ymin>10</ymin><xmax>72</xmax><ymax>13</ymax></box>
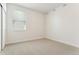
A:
<box><xmin>1</xmin><ymin>3</ymin><xmax>6</xmax><ymax>49</ymax></box>
<box><xmin>46</xmin><ymin>4</ymin><xmax>79</xmax><ymax>48</ymax></box>
<box><xmin>6</xmin><ymin>3</ymin><xmax>79</xmax><ymax>48</ymax></box>
<box><xmin>0</xmin><ymin>5</ymin><xmax>1</xmax><ymax>51</ymax></box>
<box><xmin>6</xmin><ymin>4</ymin><xmax>45</xmax><ymax>44</ymax></box>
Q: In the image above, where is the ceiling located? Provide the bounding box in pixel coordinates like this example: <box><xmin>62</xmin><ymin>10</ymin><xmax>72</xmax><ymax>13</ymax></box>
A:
<box><xmin>15</xmin><ymin>3</ymin><xmax>64</xmax><ymax>14</ymax></box>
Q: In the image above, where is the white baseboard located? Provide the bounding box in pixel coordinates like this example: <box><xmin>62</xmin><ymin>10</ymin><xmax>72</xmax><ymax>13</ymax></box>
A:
<box><xmin>6</xmin><ymin>36</ymin><xmax>44</xmax><ymax>45</ymax></box>
<box><xmin>46</xmin><ymin>36</ymin><xmax>79</xmax><ymax>48</ymax></box>
<box><xmin>5</xmin><ymin>35</ymin><xmax>79</xmax><ymax>48</ymax></box>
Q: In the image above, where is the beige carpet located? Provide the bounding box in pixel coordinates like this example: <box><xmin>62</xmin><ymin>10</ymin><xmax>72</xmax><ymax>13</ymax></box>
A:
<box><xmin>0</xmin><ymin>38</ymin><xmax>79</xmax><ymax>55</ymax></box>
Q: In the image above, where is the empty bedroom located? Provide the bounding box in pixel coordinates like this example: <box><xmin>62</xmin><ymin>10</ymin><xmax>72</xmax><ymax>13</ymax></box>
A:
<box><xmin>0</xmin><ymin>3</ymin><xmax>79</xmax><ymax>55</ymax></box>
